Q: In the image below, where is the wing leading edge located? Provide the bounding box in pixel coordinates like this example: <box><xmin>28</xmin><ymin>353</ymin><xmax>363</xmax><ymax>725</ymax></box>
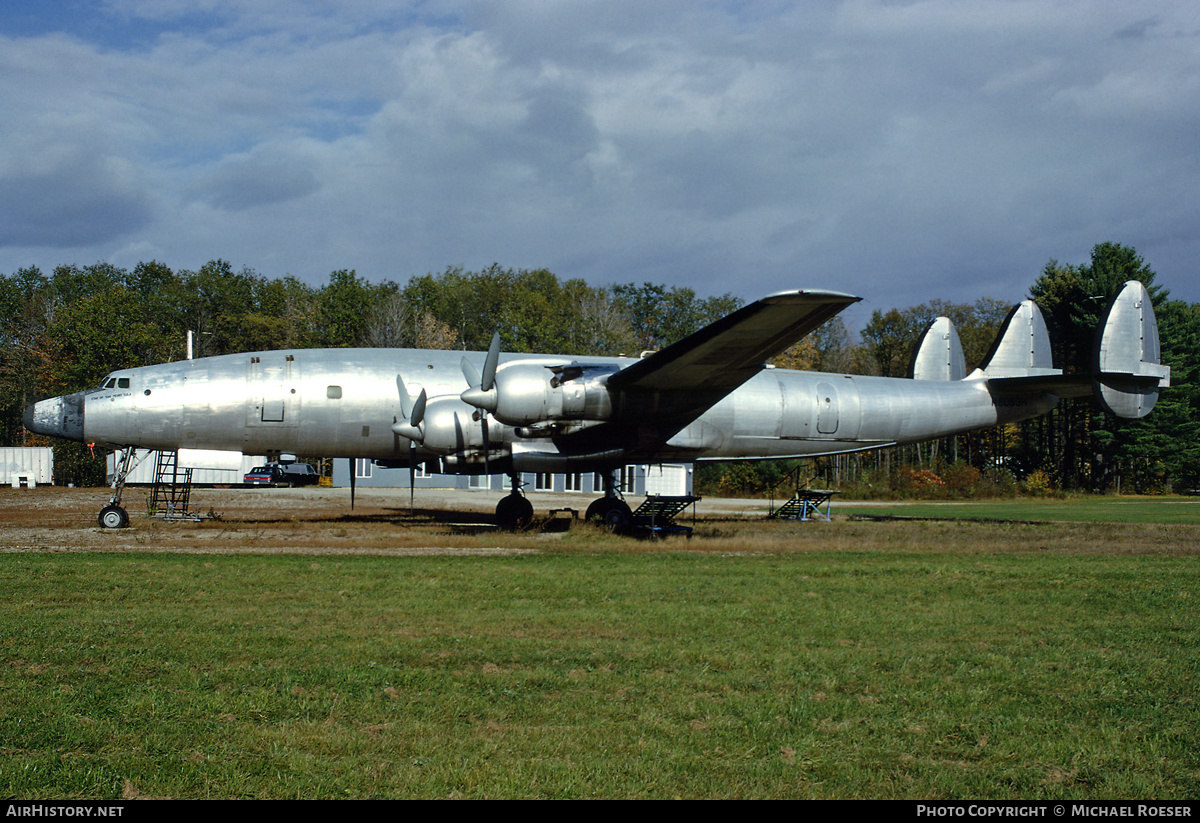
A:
<box><xmin>610</xmin><ymin>289</ymin><xmax>859</xmax><ymax>394</ymax></box>
<box><xmin>603</xmin><ymin>289</ymin><xmax>860</xmax><ymax>430</ymax></box>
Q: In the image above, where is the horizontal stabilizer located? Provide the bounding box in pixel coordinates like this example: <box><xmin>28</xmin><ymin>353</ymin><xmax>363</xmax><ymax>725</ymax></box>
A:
<box><xmin>1092</xmin><ymin>280</ymin><xmax>1170</xmax><ymax>419</ymax></box>
<box><xmin>909</xmin><ymin>317</ymin><xmax>965</xmax><ymax>381</ymax></box>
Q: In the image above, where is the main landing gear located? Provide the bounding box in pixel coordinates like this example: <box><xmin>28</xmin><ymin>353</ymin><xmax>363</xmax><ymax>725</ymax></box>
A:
<box><xmin>491</xmin><ymin>469</ymin><xmax>632</xmax><ymax>531</ymax></box>
<box><xmin>584</xmin><ymin>470</ymin><xmax>632</xmax><ymax>530</ymax></box>
<box><xmin>494</xmin><ymin>472</ymin><xmax>534</xmax><ymax>529</ymax></box>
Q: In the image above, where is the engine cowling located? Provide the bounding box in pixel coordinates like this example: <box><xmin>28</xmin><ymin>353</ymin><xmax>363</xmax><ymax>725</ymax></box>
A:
<box><xmin>466</xmin><ymin>362</ymin><xmax>617</xmax><ymax>426</ymax></box>
<box><xmin>419</xmin><ymin>396</ymin><xmax>508</xmax><ymax>455</ymax></box>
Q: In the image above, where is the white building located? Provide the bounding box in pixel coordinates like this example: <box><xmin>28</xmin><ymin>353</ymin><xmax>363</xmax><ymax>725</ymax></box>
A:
<box><xmin>2</xmin><ymin>447</ymin><xmax>53</xmax><ymax>487</ymax></box>
<box><xmin>331</xmin><ymin>460</ymin><xmax>692</xmax><ymax>497</ymax></box>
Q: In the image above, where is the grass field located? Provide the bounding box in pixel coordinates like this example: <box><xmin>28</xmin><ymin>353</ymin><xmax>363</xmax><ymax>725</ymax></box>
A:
<box><xmin>1</xmin><ymin>492</ymin><xmax>1197</xmax><ymax>799</ymax></box>
<box><xmin>840</xmin><ymin>495</ymin><xmax>1200</xmax><ymax>526</ymax></box>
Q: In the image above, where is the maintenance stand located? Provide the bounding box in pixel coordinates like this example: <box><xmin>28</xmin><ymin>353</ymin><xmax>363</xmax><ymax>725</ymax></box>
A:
<box><xmin>621</xmin><ymin>494</ymin><xmax>701</xmax><ymax>538</ymax></box>
<box><xmin>768</xmin><ymin>489</ymin><xmax>839</xmax><ymax>522</ymax></box>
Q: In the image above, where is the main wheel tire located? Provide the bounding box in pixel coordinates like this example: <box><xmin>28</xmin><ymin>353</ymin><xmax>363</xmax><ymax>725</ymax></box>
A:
<box><xmin>585</xmin><ymin>498</ymin><xmax>632</xmax><ymax>530</ymax></box>
<box><xmin>495</xmin><ymin>495</ymin><xmax>534</xmax><ymax>530</ymax></box>
<box><xmin>98</xmin><ymin>504</ymin><xmax>129</xmax><ymax>529</ymax></box>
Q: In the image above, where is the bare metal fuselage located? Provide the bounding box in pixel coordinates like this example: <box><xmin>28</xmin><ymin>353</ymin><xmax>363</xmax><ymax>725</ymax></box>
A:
<box><xmin>24</xmin><ymin>282</ymin><xmax>1166</xmax><ymax>530</ymax></box>
<box><xmin>71</xmin><ymin>347</ymin><xmax>1054</xmax><ymax>471</ymax></box>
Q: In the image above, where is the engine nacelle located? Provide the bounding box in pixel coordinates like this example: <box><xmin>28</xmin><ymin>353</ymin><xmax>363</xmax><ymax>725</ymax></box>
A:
<box><xmin>484</xmin><ymin>362</ymin><xmax>617</xmax><ymax>426</ymax></box>
<box><xmin>419</xmin><ymin>396</ymin><xmax>510</xmax><ymax>455</ymax></box>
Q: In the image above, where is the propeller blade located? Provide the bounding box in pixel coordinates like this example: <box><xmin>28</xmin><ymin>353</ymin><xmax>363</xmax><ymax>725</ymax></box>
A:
<box><xmin>395</xmin><ymin>373</ymin><xmax>422</xmax><ymax>512</ymax></box>
<box><xmin>396</xmin><ymin>375</ymin><xmax>413</xmax><ymax>419</ymax></box>
<box><xmin>481</xmin><ymin>412</ymin><xmax>491</xmax><ymax>477</ymax></box>
<box><xmin>411</xmin><ymin>388</ymin><xmax>427</xmax><ymax>428</ymax></box>
<box><xmin>481</xmin><ymin>332</ymin><xmax>501</xmax><ymax>390</ymax></box>
<box><xmin>461</xmin><ymin>333</ymin><xmax>502</xmax><ymax>413</ymax></box>
<box><xmin>460</xmin><ymin>356</ymin><xmax>480</xmax><ymax>388</ymax></box>
<box><xmin>459</xmin><ymin>335</ymin><xmax>502</xmax><ymax>474</ymax></box>
<box><xmin>391</xmin><ymin>383</ymin><xmax>427</xmax><ymax>442</ymax></box>
<box><xmin>408</xmin><ymin>442</ymin><xmax>416</xmax><ymax>512</ymax></box>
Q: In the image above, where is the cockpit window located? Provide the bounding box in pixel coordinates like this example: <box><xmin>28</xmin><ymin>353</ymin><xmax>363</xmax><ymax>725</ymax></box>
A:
<box><xmin>118</xmin><ymin>378</ymin><xmax>130</xmax><ymax>389</ymax></box>
<box><xmin>99</xmin><ymin>376</ymin><xmax>130</xmax><ymax>390</ymax></box>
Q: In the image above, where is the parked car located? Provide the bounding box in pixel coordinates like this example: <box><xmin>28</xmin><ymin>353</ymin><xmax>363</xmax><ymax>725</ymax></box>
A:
<box><xmin>244</xmin><ymin>466</ymin><xmax>274</xmax><ymax>485</ymax></box>
<box><xmin>244</xmin><ymin>463</ymin><xmax>321</xmax><ymax>487</ymax></box>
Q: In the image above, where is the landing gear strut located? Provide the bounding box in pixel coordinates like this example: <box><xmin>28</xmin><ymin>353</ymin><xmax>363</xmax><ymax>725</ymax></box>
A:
<box><xmin>585</xmin><ymin>469</ymin><xmax>631</xmax><ymax>529</ymax></box>
<box><xmin>98</xmin><ymin>448</ymin><xmax>141</xmax><ymax>529</ymax></box>
<box><xmin>495</xmin><ymin>473</ymin><xmax>533</xmax><ymax>529</ymax></box>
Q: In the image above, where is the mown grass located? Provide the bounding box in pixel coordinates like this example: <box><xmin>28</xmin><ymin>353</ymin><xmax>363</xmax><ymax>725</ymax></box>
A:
<box><xmin>1</xmin><ymin>521</ymin><xmax>1198</xmax><ymax>799</ymax></box>
<box><xmin>842</xmin><ymin>495</ymin><xmax>1200</xmax><ymax>525</ymax></box>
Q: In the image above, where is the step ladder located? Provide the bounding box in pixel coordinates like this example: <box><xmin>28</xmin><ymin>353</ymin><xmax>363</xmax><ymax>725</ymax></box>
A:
<box><xmin>148</xmin><ymin>450</ymin><xmax>201</xmax><ymax>522</ymax></box>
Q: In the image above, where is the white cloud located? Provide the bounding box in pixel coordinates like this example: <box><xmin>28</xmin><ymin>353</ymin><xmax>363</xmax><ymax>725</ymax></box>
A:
<box><xmin>0</xmin><ymin>0</ymin><xmax>1197</xmax><ymax>319</ymax></box>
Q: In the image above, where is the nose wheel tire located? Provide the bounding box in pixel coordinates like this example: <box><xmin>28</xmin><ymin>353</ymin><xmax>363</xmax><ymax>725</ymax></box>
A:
<box><xmin>98</xmin><ymin>504</ymin><xmax>129</xmax><ymax>529</ymax></box>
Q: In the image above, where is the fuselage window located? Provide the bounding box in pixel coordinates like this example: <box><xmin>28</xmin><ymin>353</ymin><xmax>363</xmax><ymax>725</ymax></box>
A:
<box><xmin>327</xmin><ymin>386</ymin><xmax>343</xmax><ymax>399</ymax></box>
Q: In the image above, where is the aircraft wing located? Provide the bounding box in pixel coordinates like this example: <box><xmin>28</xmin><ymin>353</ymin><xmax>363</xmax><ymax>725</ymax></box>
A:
<box><xmin>604</xmin><ymin>289</ymin><xmax>859</xmax><ymax>428</ymax></box>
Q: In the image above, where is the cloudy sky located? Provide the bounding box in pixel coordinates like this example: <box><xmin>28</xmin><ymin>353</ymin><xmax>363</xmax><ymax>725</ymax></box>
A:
<box><xmin>1</xmin><ymin>0</ymin><xmax>1197</xmax><ymax>330</ymax></box>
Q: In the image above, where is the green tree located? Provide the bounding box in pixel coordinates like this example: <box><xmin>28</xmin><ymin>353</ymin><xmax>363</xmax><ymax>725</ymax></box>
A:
<box><xmin>610</xmin><ymin>282</ymin><xmax>743</xmax><ymax>352</ymax></box>
<box><xmin>1105</xmin><ymin>299</ymin><xmax>1200</xmax><ymax>492</ymax></box>
<box><xmin>1028</xmin><ymin>242</ymin><xmax>1169</xmax><ymax>490</ymax></box>
<box><xmin>404</xmin><ymin>264</ymin><xmax>598</xmax><ymax>354</ymax></box>
<box><xmin>317</xmin><ymin>269</ymin><xmax>376</xmax><ymax>348</ymax></box>
<box><xmin>861</xmin><ymin>297</ymin><xmax>1011</xmax><ymax>378</ymax></box>
<box><xmin>0</xmin><ymin>267</ymin><xmax>53</xmax><ymax>444</ymax></box>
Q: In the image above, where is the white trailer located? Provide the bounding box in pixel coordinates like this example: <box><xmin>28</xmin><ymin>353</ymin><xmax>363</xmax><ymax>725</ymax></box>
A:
<box><xmin>108</xmin><ymin>450</ymin><xmax>269</xmax><ymax>485</ymax></box>
<box><xmin>2</xmin><ymin>447</ymin><xmax>54</xmax><ymax>487</ymax></box>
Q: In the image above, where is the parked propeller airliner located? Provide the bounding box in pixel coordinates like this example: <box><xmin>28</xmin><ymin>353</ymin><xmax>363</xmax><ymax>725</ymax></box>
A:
<box><xmin>24</xmin><ymin>281</ymin><xmax>1168</xmax><ymax>529</ymax></box>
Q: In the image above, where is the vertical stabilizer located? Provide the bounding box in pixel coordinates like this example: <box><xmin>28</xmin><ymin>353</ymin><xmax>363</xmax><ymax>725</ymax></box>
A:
<box><xmin>979</xmin><ymin>300</ymin><xmax>1059</xmax><ymax>379</ymax></box>
<box><xmin>1092</xmin><ymin>281</ymin><xmax>1170</xmax><ymax>418</ymax></box>
<box><xmin>910</xmin><ymin>317</ymin><xmax>966</xmax><ymax>381</ymax></box>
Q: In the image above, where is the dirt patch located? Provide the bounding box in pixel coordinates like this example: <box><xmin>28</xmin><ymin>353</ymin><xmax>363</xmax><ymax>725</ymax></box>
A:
<box><xmin>0</xmin><ymin>485</ymin><xmax>556</xmax><ymax>556</ymax></box>
<box><xmin>1</xmin><ymin>484</ymin><xmax>773</xmax><ymax>555</ymax></box>
<box><xmin>5</xmin><ymin>485</ymin><xmax>1197</xmax><ymax>558</ymax></box>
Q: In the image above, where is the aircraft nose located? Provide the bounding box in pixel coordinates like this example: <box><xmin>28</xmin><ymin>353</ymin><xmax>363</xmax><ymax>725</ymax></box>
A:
<box><xmin>23</xmin><ymin>392</ymin><xmax>87</xmax><ymax>442</ymax></box>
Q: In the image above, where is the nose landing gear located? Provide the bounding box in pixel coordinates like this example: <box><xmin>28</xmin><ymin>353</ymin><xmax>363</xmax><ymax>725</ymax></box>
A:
<box><xmin>98</xmin><ymin>503</ymin><xmax>129</xmax><ymax>529</ymax></box>
<box><xmin>97</xmin><ymin>448</ymin><xmax>141</xmax><ymax>529</ymax></box>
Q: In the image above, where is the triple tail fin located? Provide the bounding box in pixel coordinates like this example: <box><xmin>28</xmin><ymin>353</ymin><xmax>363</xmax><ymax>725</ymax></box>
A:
<box><xmin>910</xmin><ymin>317</ymin><xmax>966</xmax><ymax>381</ymax></box>
<box><xmin>978</xmin><ymin>299</ymin><xmax>1061</xmax><ymax>379</ymax></box>
<box><xmin>982</xmin><ymin>281</ymin><xmax>1169</xmax><ymax>419</ymax></box>
<box><xmin>1091</xmin><ymin>280</ymin><xmax>1170</xmax><ymax>418</ymax></box>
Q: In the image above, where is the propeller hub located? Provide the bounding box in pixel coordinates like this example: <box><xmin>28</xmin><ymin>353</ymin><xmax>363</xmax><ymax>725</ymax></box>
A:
<box><xmin>460</xmin><ymin>386</ymin><xmax>497</xmax><ymax>411</ymax></box>
<box><xmin>391</xmin><ymin>422</ymin><xmax>422</xmax><ymax>441</ymax></box>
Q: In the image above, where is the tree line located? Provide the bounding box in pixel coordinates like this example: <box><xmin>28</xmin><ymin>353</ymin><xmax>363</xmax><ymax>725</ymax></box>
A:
<box><xmin>2</xmin><ymin>244</ymin><xmax>1196</xmax><ymax>493</ymax></box>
